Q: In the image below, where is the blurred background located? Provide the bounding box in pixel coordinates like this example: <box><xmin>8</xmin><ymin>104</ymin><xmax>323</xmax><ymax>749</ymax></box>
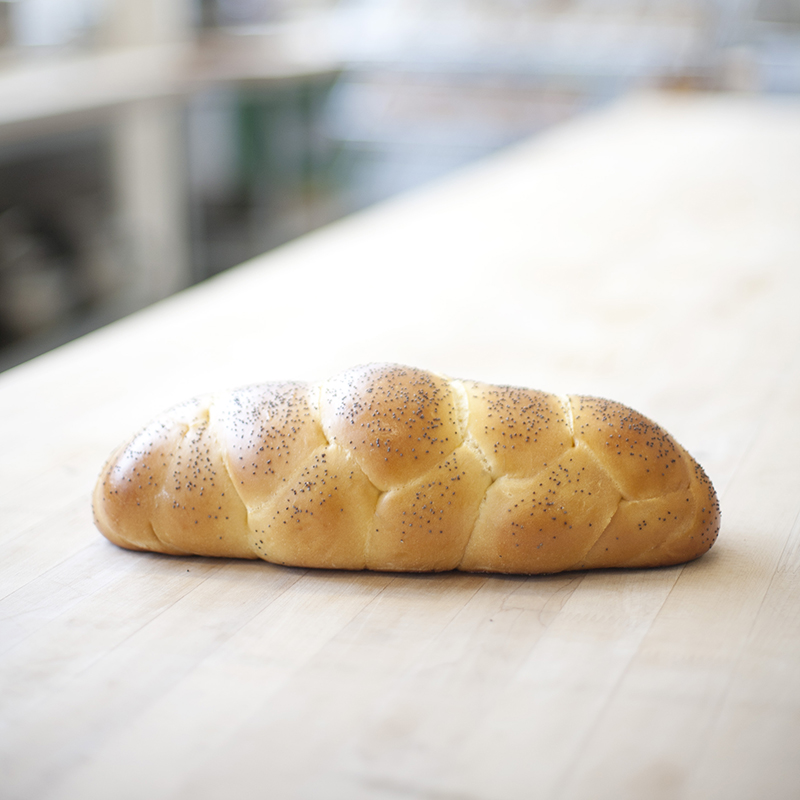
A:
<box><xmin>0</xmin><ymin>0</ymin><xmax>798</xmax><ymax>371</ymax></box>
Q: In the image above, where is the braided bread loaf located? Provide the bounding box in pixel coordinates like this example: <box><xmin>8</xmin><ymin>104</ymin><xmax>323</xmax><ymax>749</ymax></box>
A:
<box><xmin>93</xmin><ymin>363</ymin><xmax>719</xmax><ymax>573</ymax></box>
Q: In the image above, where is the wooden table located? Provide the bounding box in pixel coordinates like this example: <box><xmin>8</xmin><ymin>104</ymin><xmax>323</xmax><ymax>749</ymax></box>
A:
<box><xmin>2</xmin><ymin>92</ymin><xmax>799</xmax><ymax>800</ymax></box>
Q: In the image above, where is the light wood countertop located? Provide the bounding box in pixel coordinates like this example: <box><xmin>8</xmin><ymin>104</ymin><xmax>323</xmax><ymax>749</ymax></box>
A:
<box><xmin>1</xmin><ymin>92</ymin><xmax>799</xmax><ymax>800</ymax></box>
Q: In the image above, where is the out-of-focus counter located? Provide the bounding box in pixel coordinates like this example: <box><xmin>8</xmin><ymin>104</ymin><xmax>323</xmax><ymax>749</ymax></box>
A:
<box><xmin>1</xmin><ymin>92</ymin><xmax>799</xmax><ymax>800</ymax></box>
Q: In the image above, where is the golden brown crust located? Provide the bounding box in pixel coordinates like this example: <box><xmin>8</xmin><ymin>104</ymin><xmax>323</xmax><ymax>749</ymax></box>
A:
<box><xmin>150</xmin><ymin>401</ymin><xmax>252</xmax><ymax>559</ymax></box>
<box><xmin>371</xmin><ymin>443</ymin><xmax>491</xmax><ymax>572</ymax></box>
<box><xmin>93</xmin><ymin>400</ymin><xmax>201</xmax><ymax>556</ymax></box>
<box><xmin>461</xmin><ymin>381</ymin><xmax>573</xmax><ymax>477</ymax></box>
<box><xmin>249</xmin><ymin>443</ymin><xmax>378</xmax><ymax>570</ymax></box>
<box><xmin>215</xmin><ymin>383</ymin><xmax>327</xmax><ymax>509</ymax></box>
<box><xmin>93</xmin><ymin>364</ymin><xmax>720</xmax><ymax>574</ymax></box>
<box><xmin>570</xmin><ymin>395</ymin><xmax>689</xmax><ymax>499</ymax></box>
<box><xmin>461</xmin><ymin>444</ymin><xmax>621</xmax><ymax>573</ymax></box>
<box><xmin>321</xmin><ymin>364</ymin><xmax>463</xmax><ymax>490</ymax></box>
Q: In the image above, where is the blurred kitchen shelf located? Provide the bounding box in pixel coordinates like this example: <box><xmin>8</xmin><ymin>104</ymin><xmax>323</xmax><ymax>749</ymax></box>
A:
<box><xmin>0</xmin><ymin>29</ymin><xmax>341</xmax><ymax>371</ymax></box>
<box><xmin>0</xmin><ymin>31</ymin><xmax>339</xmax><ymax>142</ymax></box>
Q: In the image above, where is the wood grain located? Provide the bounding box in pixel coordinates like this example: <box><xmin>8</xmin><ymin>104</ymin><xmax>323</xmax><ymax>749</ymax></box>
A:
<box><xmin>1</xmin><ymin>92</ymin><xmax>799</xmax><ymax>800</ymax></box>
